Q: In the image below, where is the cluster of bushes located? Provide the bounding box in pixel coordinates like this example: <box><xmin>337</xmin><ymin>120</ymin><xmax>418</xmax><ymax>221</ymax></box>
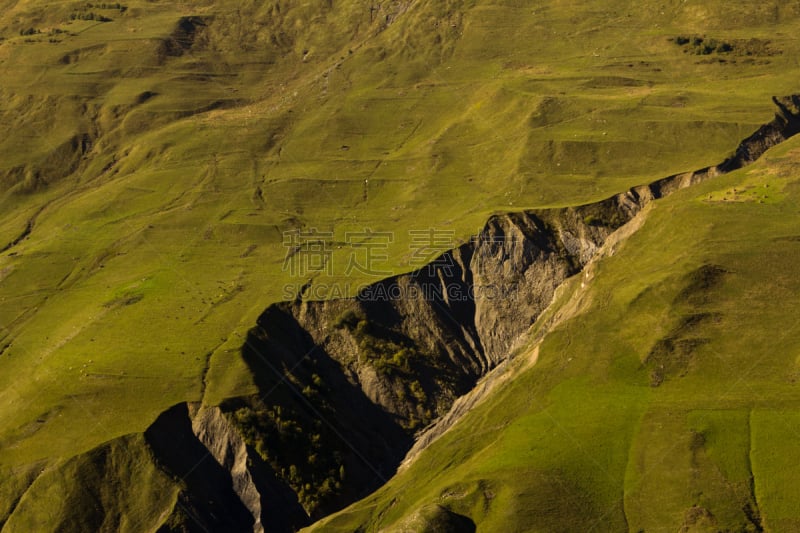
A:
<box><xmin>332</xmin><ymin>309</ymin><xmax>438</xmax><ymax>430</ymax></box>
<box><xmin>67</xmin><ymin>3</ymin><xmax>127</xmax><ymax>23</ymax></box>
<box><xmin>332</xmin><ymin>309</ymin><xmax>420</xmax><ymax>376</ymax></box>
<box><xmin>19</xmin><ymin>26</ymin><xmax>77</xmax><ymax>39</ymax></box>
<box><xmin>673</xmin><ymin>35</ymin><xmax>733</xmax><ymax>55</ymax></box>
<box><xmin>583</xmin><ymin>215</ymin><xmax>603</xmax><ymax>227</ymax></box>
<box><xmin>69</xmin><ymin>12</ymin><xmax>113</xmax><ymax>22</ymax></box>
<box><xmin>86</xmin><ymin>2</ymin><xmax>128</xmax><ymax>11</ymax></box>
<box><xmin>403</xmin><ymin>380</ymin><xmax>433</xmax><ymax>431</ymax></box>
<box><xmin>230</xmin><ymin>397</ymin><xmax>345</xmax><ymax>514</ymax></box>
<box><xmin>581</xmin><ymin>206</ymin><xmax>625</xmax><ymax>229</ymax></box>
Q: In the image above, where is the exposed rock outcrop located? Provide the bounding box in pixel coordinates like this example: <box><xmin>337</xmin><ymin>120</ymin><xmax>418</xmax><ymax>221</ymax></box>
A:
<box><xmin>191</xmin><ymin>405</ymin><xmax>311</xmax><ymax>533</ymax></box>
<box><xmin>231</xmin><ymin>94</ymin><xmax>800</xmax><ymax>526</ymax></box>
<box><xmin>145</xmin><ymin>403</ymin><xmax>308</xmax><ymax>533</ymax></box>
<box><xmin>158</xmin><ymin>16</ymin><xmax>209</xmax><ymax>59</ymax></box>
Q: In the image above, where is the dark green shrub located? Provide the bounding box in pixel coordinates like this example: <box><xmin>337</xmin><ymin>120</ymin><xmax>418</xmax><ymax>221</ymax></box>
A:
<box><xmin>583</xmin><ymin>214</ymin><xmax>603</xmax><ymax>227</ymax></box>
<box><xmin>331</xmin><ymin>308</ymin><xmax>362</xmax><ymax>330</ymax></box>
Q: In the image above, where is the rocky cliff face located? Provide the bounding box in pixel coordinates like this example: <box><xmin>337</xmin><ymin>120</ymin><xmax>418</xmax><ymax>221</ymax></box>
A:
<box><xmin>230</xmin><ymin>209</ymin><xmax>627</xmax><ymax>523</ymax></box>
<box><xmin>144</xmin><ymin>403</ymin><xmax>309</xmax><ymax>533</ymax></box>
<box><xmin>228</xmin><ymin>94</ymin><xmax>800</xmax><ymax>527</ymax></box>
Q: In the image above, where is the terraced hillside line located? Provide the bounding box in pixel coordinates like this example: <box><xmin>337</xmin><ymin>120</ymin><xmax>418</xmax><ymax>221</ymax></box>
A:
<box><xmin>0</xmin><ymin>219</ymin><xmax>33</xmax><ymax>254</ymax></box>
<box><xmin>745</xmin><ymin>409</ymin><xmax>765</xmax><ymax>532</ymax></box>
<box><xmin>0</xmin><ymin>202</ymin><xmax>49</xmax><ymax>254</ymax></box>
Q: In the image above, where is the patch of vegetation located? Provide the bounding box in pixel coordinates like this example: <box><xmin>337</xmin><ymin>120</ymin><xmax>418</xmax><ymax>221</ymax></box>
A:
<box><xmin>645</xmin><ymin>332</ymin><xmax>708</xmax><ymax>387</ymax></box>
<box><xmin>583</xmin><ymin>214</ymin><xmax>603</xmax><ymax>226</ymax></box>
<box><xmin>332</xmin><ymin>309</ymin><xmax>419</xmax><ymax>375</ymax></box>
<box><xmin>86</xmin><ymin>2</ymin><xmax>128</xmax><ymax>12</ymax></box>
<box><xmin>672</xmin><ymin>35</ymin><xmax>778</xmax><ymax>59</ymax></box>
<box><xmin>734</xmin><ymin>38</ymin><xmax>779</xmax><ymax>57</ymax></box>
<box><xmin>227</xmin><ymin>394</ymin><xmax>345</xmax><ymax>516</ymax></box>
<box><xmin>69</xmin><ymin>12</ymin><xmax>113</xmax><ymax>22</ymax></box>
<box><xmin>673</xmin><ymin>264</ymin><xmax>728</xmax><ymax>306</ymax></box>
<box><xmin>579</xmin><ymin>203</ymin><xmax>626</xmax><ymax>228</ymax></box>
<box><xmin>331</xmin><ymin>308</ymin><xmax>362</xmax><ymax>331</ymax></box>
<box><xmin>67</xmin><ymin>2</ymin><xmax>127</xmax><ymax>24</ymax></box>
<box><xmin>672</xmin><ymin>35</ymin><xmax>734</xmax><ymax>55</ymax></box>
<box><xmin>103</xmin><ymin>291</ymin><xmax>144</xmax><ymax>308</ymax></box>
<box><xmin>329</xmin><ymin>308</ymin><xmax>444</xmax><ymax>429</ymax></box>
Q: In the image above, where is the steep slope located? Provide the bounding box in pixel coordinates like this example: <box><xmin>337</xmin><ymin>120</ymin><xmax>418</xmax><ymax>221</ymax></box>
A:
<box><xmin>2</xmin><ymin>402</ymin><xmax>310</xmax><ymax>533</ymax></box>
<box><xmin>310</xmin><ymin>111</ymin><xmax>800</xmax><ymax>533</ymax></box>
<box><xmin>2</xmin><ymin>434</ymin><xmax>178</xmax><ymax>532</ymax></box>
<box><xmin>227</xmin><ymin>95</ymin><xmax>800</xmax><ymax>525</ymax></box>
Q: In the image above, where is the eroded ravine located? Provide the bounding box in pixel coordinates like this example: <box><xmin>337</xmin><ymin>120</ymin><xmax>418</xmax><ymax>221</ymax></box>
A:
<box><xmin>5</xmin><ymin>96</ymin><xmax>798</xmax><ymax>533</ymax></box>
<box><xmin>219</xmin><ymin>95</ymin><xmax>800</xmax><ymax>529</ymax></box>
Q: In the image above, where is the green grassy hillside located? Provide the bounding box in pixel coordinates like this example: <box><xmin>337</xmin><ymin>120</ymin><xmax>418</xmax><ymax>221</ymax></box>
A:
<box><xmin>1</xmin><ymin>0</ymin><xmax>800</xmax><ymax>530</ymax></box>
<box><xmin>311</xmin><ymin>128</ymin><xmax>800</xmax><ymax>533</ymax></box>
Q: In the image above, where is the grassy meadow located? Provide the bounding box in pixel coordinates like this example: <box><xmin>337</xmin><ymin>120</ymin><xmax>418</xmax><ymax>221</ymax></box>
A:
<box><xmin>1</xmin><ymin>0</ymin><xmax>800</xmax><ymax>530</ymax></box>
